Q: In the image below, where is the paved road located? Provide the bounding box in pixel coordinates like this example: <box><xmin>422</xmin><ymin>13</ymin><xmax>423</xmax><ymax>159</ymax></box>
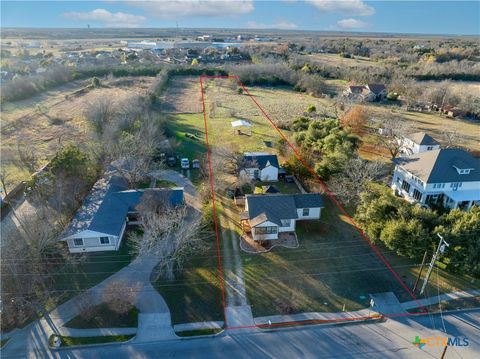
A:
<box><xmin>2</xmin><ymin>309</ymin><xmax>478</xmax><ymax>358</ymax></box>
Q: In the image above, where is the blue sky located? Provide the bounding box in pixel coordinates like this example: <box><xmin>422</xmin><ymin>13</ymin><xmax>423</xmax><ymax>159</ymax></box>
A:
<box><xmin>1</xmin><ymin>1</ymin><xmax>479</xmax><ymax>35</ymax></box>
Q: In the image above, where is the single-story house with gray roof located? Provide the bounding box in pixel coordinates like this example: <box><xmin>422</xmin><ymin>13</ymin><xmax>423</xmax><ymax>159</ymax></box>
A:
<box><xmin>61</xmin><ymin>175</ymin><xmax>183</xmax><ymax>253</ymax></box>
<box><xmin>392</xmin><ymin>148</ymin><xmax>480</xmax><ymax>210</ymax></box>
<box><xmin>241</xmin><ymin>193</ymin><xmax>324</xmax><ymax>241</ymax></box>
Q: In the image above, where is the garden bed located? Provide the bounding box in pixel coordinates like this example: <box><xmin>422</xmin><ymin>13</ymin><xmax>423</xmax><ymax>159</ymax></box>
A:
<box><xmin>64</xmin><ymin>303</ymin><xmax>139</xmax><ymax>329</ymax></box>
<box><xmin>49</xmin><ymin>334</ymin><xmax>134</xmax><ymax>348</ymax></box>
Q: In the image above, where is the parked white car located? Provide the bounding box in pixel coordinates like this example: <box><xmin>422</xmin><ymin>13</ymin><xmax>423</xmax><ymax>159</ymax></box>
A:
<box><xmin>181</xmin><ymin>158</ymin><xmax>190</xmax><ymax>169</ymax></box>
<box><xmin>192</xmin><ymin>159</ymin><xmax>200</xmax><ymax>169</ymax></box>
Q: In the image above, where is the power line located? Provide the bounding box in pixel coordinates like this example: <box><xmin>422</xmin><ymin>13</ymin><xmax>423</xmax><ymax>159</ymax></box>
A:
<box><xmin>1</xmin><ymin>261</ymin><xmax>469</xmax><ymax>296</ymax></box>
<box><xmin>3</xmin><ymin>249</ymin><xmax>463</xmax><ymax>276</ymax></box>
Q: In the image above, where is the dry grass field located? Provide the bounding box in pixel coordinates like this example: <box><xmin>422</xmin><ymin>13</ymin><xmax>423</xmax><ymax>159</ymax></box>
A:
<box><xmin>304</xmin><ymin>53</ymin><xmax>386</xmax><ymax>69</ymax></box>
<box><xmin>160</xmin><ymin>76</ymin><xmax>203</xmax><ymax>114</ymax></box>
<box><xmin>1</xmin><ymin>76</ymin><xmax>156</xmax><ymax>190</ymax></box>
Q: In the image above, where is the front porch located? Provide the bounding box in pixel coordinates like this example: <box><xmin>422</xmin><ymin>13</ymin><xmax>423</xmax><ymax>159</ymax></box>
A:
<box><xmin>443</xmin><ymin>190</ymin><xmax>480</xmax><ymax>210</ymax></box>
<box><xmin>240</xmin><ymin>231</ymin><xmax>299</xmax><ymax>253</ymax></box>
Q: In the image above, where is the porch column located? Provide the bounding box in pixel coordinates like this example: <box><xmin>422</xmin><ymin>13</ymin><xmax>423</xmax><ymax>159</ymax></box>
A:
<box><xmin>467</xmin><ymin>201</ymin><xmax>474</xmax><ymax>210</ymax></box>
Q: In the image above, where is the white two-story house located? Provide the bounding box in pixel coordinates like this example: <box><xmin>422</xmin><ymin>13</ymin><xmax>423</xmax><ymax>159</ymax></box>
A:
<box><xmin>400</xmin><ymin>132</ymin><xmax>440</xmax><ymax>156</ymax></box>
<box><xmin>391</xmin><ymin>148</ymin><xmax>480</xmax><ymax>210</ymax></box>
<box><xmin>241</xmin><ymin>193</ymin><xmax>324</xmax><ymax>241</ymax></box>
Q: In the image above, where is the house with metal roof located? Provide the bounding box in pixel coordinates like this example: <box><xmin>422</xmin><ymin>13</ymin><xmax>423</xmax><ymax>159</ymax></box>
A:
<box><xmin>241</xmin><ymin>193</ymin><xmax>324</xmax><ymax>241</ymax></box>
<box><xmin>61</xmin><ymin>175</ymin><xmax>184</xmax><ymax>253</ymax></box>
<box><xmin>391</xmin><ymin>148</ymin><xmax>480</xmax><ymax>210</ymax></box>
<box><xmin>401</xmin><ymin>132</ymin><xmax>440</xmax><ymax>156</ymax></box>
<box><xmin>240</xmin><ymin>152</ymin><xmax>279</xmax><ymax>181</ymax></box>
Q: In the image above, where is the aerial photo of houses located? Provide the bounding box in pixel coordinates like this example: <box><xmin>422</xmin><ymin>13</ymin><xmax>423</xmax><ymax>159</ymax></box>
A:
<box><xmin>0</xmin><ymin>1</ymin><xmax>479</xmax><ymax>358</ymax></box>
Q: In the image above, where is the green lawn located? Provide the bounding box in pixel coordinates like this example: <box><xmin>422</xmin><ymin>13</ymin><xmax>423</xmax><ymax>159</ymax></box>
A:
<box><xmin>255</xmin><ymin>181</ymin><xmax>301</xmax><ymax>194</ymax></box>
<box><xmin>52</xmin><ymin>230</ymin><xmax>136</xmax><ymax>298</ymax></box>
<box><xmin>137</xmin><ymin>180</ymin><xmax>151</xmax><ymax>189</ymax></box>
<box><xmin>155</xmin><ymin>179</ymin><xmax>178</xmax><ymax>188</ymax></box>
<box><xmin>49</xmin><ymin>334</ymin><xmax>134</xmax><ymax>348</ymax></box>
<box><xmin>64</xmin><ymin>303</ymin><xmax>139</xmax><ymax>329</ymax></box>
<box><xmin>153</xmin><ymin>233</ymin><xmax>223</xmax><ymax>324</ymax></box>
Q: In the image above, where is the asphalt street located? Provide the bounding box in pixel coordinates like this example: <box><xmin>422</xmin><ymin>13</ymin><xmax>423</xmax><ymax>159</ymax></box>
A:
<box><xmin>2</xmin><ymin>309</ymin><xmax>478</xmax><ymax>359</ymax></box>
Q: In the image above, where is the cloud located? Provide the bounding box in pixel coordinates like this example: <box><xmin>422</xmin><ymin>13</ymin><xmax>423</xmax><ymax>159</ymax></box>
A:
<box><xmin>126</xmin><ymin>0</ymin><xmax>254</xmax><ymax>19</ymax></box>
<box><xmin>336</xmin><ymin>18</ymin><xmax>369</xmax><ymax>29</ymax></box>
<box><xmin>306</xmin><ymin>0</ymin><xmax>375</xmax><ymax>16</ymax></box>
<box><xmin>246</xmin><ymin>18</ymin><xmax>298</xmax><ymax>30</ymax></box>
<box><xmin>62</xmin><ymin>8</ymin><xmax>146</xmax><ymax>27</ymax></box>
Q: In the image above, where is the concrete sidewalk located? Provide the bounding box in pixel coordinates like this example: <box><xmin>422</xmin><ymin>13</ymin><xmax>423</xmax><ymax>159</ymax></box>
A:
<box><xmin>401</xmin><ymin>289</ymin><xmax>480</xmax><ymax>310</ymax></box>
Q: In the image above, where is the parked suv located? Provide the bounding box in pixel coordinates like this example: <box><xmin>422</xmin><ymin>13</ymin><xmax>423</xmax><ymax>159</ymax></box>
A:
<box><xmin>181</xmin><ymin>158</ymin><xmax>190</xmax><ymax>169</ymax></box>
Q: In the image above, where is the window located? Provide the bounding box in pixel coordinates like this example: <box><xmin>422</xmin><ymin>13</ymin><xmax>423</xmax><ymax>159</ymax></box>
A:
<box><xmin>401</xmin><ymin>180</ymin><xmax>411</xmax><ymax>193</ymax></box>
<box><xmin>450</xmin><ymin>182</ymin><xmax>462</xmax><ymax>191</ymax></box>
<box><xmin>73</xmin><ymin>238</ymin><xmax>83</xmax><ymax>246</ymax></box>
<box><xmin>412</xmin><ymin>189</ymin><xmax>422</xmax><ymax>201</ymax></box>
<box><xmin>433</xmin><ymin>183</ymin><xmax>444</xmax><ymax>189</ymax></box>
<box><xmin>281</xmin><ymin>219</ymin><xmax>291</xmax><ymax>227</ymax></box>
<box><xmin>302</xmin><ymin>208</ymin><xmax>310</xmax><ymax>216</ymax></box>
<box><xmin>255</xmin><ymin>226</ymin><xmax>277</xmax><ymax>234</ymax></box>
<box><xmin>100</xmin><ymin>237</ymin><xmax>110</xmax><ymax>245</ymax></box>
<box><xmin>427</xmin><ymin>146</ymin><xmax>433</xmax><ymax>151</ymax></box>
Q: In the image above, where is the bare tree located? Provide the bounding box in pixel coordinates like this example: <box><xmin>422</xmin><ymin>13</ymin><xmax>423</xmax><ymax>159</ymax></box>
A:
<box><xmin>16</xmin><ymin>140</ymin><xmax>39</xmax><ymax>173</ymax></box>
<box><xmin>328</xmin><ymin>157</ymin><xmax>387</xmax><ymax>205</ymax></box>
<box><xmin>84</xmin><ymin>97</ymin><xmax>115</xmax><ymax>133</ymax></box>
<box><xmin>111</xmin><ymin>115</ymin><xmax>165</xmax><ymax>187</ymax></box>
<box><xmin>442</xmin><ymin>127</ymin><xmax>461</xmax><ymax>148</ymax></box>
<box><xmin>372</xmin><ymin>114</ymin><xmax>412</xmax><ymax>159</ymax></box>
<box><xmin>1</xmin><ymin>203</ymin><xmax>67</xmax><ymax>330</ymax></box>
<box><xmin>132</xmin><ymin>197</ymin><xmax>210</xmax><ymax>280</ymax></box>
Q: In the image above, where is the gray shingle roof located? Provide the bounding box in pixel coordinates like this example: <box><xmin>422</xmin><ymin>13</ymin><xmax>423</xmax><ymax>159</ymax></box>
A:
<box><xmin>64</xmin><ymin>176</ymin><xmax>129</xmax><ymax>238</ymax></box>
<box><xmin>367</xmin><ymin>83</ymin><xmax>387</xmax><ymax>95</ymax></box>
<box><xmin>244</xmin><ymin>154</ymin><xmax>279</xmax><ymax>170</ymax></box>
<box><xmin>63</xmin><ymin>176</ymin><xmax>184</xmax><ymax>239</ymax></box>
<box><xmin>407</xmin><ymin>132</ymin><xmax>440</xmax><ymax>146</ymax></box>
<box><xmin>393</xmin><ymin>149</ymin><xmax>480</xmax><ymax>183</ymax></box>
<box><xmin>246</xmin><ymin>193</ymin><xmax>324</xmax><ymax>226</ymax></box>
<box><xmin>293</xmin><ymin>193</ymin><xmax>324</xmax><ymax>208</ymax></box>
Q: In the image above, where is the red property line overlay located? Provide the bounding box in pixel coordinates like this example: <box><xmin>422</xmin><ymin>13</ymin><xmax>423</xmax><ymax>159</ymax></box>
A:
<box><xmin>199</xmin><ymin>75</ymin><xmax>427</xmax><ymax>330</ymax></box>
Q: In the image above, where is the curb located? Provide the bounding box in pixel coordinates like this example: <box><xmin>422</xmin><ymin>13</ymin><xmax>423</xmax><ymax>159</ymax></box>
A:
<box><xmin>255</xmin><ymin>315</ymin><xmax>385</xmax><ymax>331</ymax></box>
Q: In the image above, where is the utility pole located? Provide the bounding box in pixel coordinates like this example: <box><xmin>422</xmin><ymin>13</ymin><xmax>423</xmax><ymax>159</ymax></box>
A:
<box><xmin>413</xmin><ymin>250</ymin><xmax>428</xmax><ymax>292</ymax></box>
<box><xmin>420</xmin><ymin>234</ymin><xmax>449</xmax><ymax>296</ymax></box>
